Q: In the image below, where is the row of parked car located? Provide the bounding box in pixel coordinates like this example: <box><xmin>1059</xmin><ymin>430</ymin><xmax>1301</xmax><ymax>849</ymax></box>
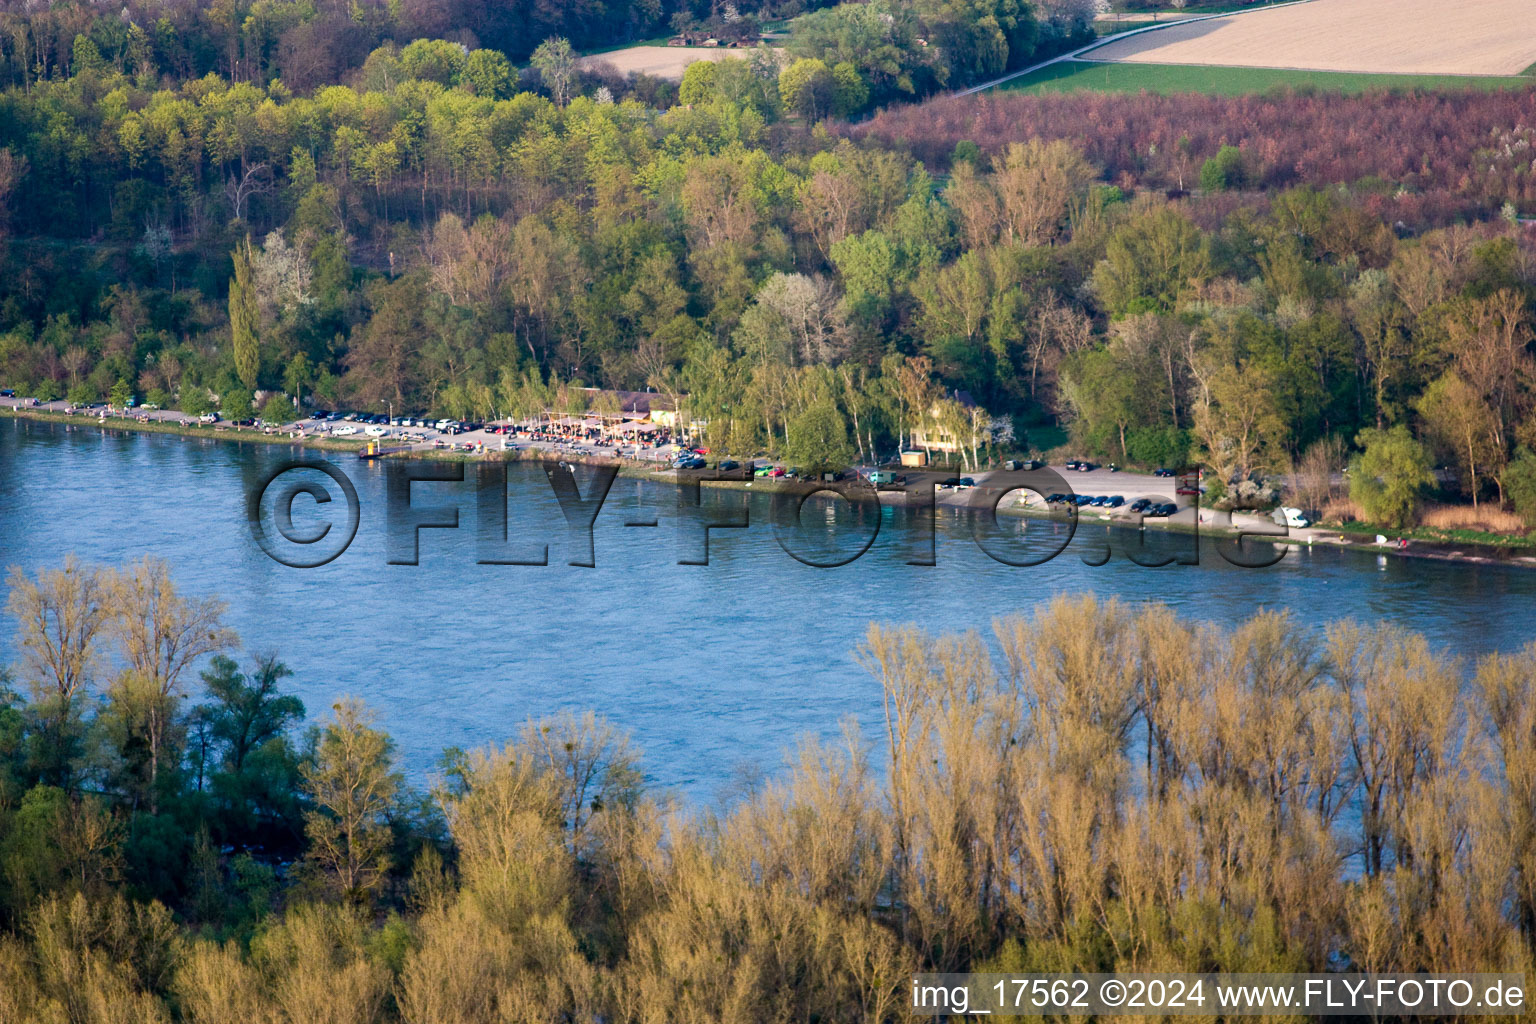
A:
<box><xmin>1062</xmin><ymin>460</ymin><xmax>1184</xmax><ymax>478</ymax></box>
<box><xmin>1046</xmin><ymin>493</ymin><xmax>1180</xmax><ymax>517</ymax></box>
<box><xmin>312</xmin><ymin>410</ymin><xmax>485</xmax><ymax>435</ymax></box>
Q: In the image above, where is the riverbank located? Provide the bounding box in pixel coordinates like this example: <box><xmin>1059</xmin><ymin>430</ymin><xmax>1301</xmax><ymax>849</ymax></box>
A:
<box><xmin>7</xmin><ymin>402</ymin><xmax>1534</xmax><ymax>569</ymax></box>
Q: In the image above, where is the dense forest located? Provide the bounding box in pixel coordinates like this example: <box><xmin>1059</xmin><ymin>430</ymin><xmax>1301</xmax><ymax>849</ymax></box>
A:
<box><xmin>3</xmin><ymin>557</ymin><xmax>1536</xmax><ymax>1021</ymax></box>
<box><xmin>0</xmin><ymin>0</ymin><xmax>1530</xmax><ymax>523</ymax></box>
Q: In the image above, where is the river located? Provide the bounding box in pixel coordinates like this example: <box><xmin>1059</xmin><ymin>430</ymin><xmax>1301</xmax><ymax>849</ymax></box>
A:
<box><xmin>2</xmin><ymin>417</ymin><xmax>1533</xmax><ymax>801</ymax></box>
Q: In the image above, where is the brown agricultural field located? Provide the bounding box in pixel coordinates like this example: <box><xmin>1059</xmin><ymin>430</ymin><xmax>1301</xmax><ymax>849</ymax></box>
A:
<box><xmin>1088</xmin><ymin>0</ymin><xmax>1536</xmax><ymax>76</ymax></box>
<box><xmin>577</xmin><ymin>45</ymin><xmax>766</xmax><ymax>81</ymax></box>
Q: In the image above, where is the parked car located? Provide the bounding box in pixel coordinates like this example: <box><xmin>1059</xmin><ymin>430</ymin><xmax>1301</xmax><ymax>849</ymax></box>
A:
<box><xmin>333</xmin><ymin>425</ymin><xmax>359</xmax><ymax>435</ymax></box>
<box><xmin>1104</xmin><ymin>496</ymin><xmax>1125</xmax><ymax>508</ymax></box>
<box><xmin>1129</xmin><ymin>498</ymin><xmax>1152</xmax><ymax>513</ymax></box>
<box><xmin>0</xmin><ymin>388</ymin><xmax>13</xmax><ymax>397</ymax></box>
<box><xmin>718</xmin><ymin>459</ymin><xmax>740</xmax><ymax>472</ymax></box>
<box><xmin>1277</xmin><ymin>506</ymin><xmax>1311</xmax><ymax>529</ymax></box>
<box><xmin>1153</xmin><ymin>468</ymin><xmax>1175</xmax><ymax>477</ymax></box>
<box><xmin>1145</xmin><ymin>503</ymin><xmax>1170</xmax><ymax>517</ymax></box>
<box><xmin>1064</xmin><ymin>459</ymin><xmax>1081</xmax><ymax>470</ymax></box>
<box><xmin>198</xmin><ymin>412</ymin><xmax>220</xmax><ymax>424</ymax></box>
<box><xmin>1075</xmin><ymin>494</ymin><xmax>1095</xmax><ymax>506</ymax></box>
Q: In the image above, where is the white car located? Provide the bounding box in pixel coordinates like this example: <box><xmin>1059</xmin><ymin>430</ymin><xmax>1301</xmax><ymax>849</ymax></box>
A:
<box><xmin>1277</xmin><ymin>506</ymin><xmax>1311</xmax><ymax>529</ymax></box>
<box><xmin>364</xmin><ymin>425</ymin><xmax>388</xmax><ymax>437</ymax></box>
<box><xmin>333</xmin><ymin>425</ymin><xmax>359</xmax><ymax>436</ymax></box>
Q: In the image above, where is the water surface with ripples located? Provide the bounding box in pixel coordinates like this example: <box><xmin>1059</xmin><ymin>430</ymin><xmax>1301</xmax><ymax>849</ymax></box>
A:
<box><xmin>3</xmin><ymin>418</ymin><xmax>1533</xmax><ymax>800</ymax></box>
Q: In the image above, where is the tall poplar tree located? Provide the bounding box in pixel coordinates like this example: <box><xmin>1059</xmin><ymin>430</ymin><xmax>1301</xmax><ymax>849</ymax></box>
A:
<box><xmin>230</xmin><ymin>238</ymin><xmax>260</xmax><ymax>390</ymax></box>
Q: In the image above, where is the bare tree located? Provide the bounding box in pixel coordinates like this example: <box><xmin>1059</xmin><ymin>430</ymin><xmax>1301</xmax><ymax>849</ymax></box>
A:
<box><xmin>5</xmin><ymin>557</ymin><xmax>108</xmax><ymax>784</ymax></box>
<box><xmin>108</xmin><ymin>557</ymin><xmax>236</xmax><ymax>813</ymax></box>
<box><xmin>302</xmin><ymin>698</ymin><xmax>400</xmax><ymax>905</ymax></box>
<box><xmin>223</xmin><ymin>161</ymin><xmax>271</xmax><ymax>223</ymax></box>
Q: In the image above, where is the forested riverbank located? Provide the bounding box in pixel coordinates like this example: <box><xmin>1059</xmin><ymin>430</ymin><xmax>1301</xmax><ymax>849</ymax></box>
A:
<box><xmin>0</xmin><ymin>1</ymin><xmax>1526</xmax><ymax>538</ymax></box>
<box><xmin>2</xmin><ymin>559</ymin><xmax>1536</xmax><ymax>1021</ymax></box>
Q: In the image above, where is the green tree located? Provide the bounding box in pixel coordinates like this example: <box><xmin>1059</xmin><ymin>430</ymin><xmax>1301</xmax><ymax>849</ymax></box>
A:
<box><xmin>282</xmin><ymin>353</ymin><xmax>312</xmax><ymax>411</ymax></box>
<box><xmin>1416</xmin><ymin>372</ymin><xmax>1500</xmax><ymax>507</ymax></box>
<box><xmin>530</xmin><ymin>37</ymin><xmax>577</xmax><ymax>107</ymax></box>
<box><xmin>785</xmin><ymin>399</ymin><xmax>854</xmax><ymax>472</ymax></box>
<box><xmin>1200</xmin><ymin>144</ymin><xmax>1248</xmax><ymax>192</ymax></box>
<box><xmin>198</xmin><ymin>654</ymin><xmax>305</xmax><ymax>848</ymax></box>
<box><xmin>678</xmin><ymin>59</ymin><xmax>719</xmax><ymax>105</ymax></box>
<box><xmin>230</xmin><ymin>240</ymin><xmax>261</xmax><ymax>390</ymax></box>
<box><xmin>1505</xmin><ymin>447</ymin><xmax>1536</xmax><ymax>528</ymax></box>
<box><xmin>260</xmin><ymin>394</ymin><xmax>296</xmax><ymax>424</ymax></box>
<box><xmin>778</xmin><ymin>58</ymin><xmax>837</xmax><ymax>121</ymax></box>
<box><xmin>180</xmin><ymin>387</ymin><xmax>212</xmax><ymax>417</ymax></box>
<box><xmin>1092</xmin><ymin>207</ymin><xmax>1210</xmax><ymax>317</ymax></box>
<box><xmin>463</xmin><ymin>49</ymin><xmax>517</xmax><ymax>98</ymax></box>
<box><xmin>1350</xmin><ymin>425</ymin><xmax>1434</xmax><ymax>529</ymax></box>
<box><xmin>787</xmin><ymin>0</ymin><xmax>935</xmax><ymax>100</ymax></box>
<box><xmin>1060</xmin><ymin>347</ymin><xmax>1143</xmax><ymax>462</ymax></box>
<box><xmin>399</xmin><ymin>38</ymin><xmax>467</xmax><ymax>86</ymax></box>
<box><xmin>831</xmin><ymin>61</ymin><xmax>869</xmax><ymax>116</ymax></box>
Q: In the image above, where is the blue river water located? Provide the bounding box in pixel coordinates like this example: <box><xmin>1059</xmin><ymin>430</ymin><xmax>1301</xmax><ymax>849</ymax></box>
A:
<box><xmin>2</xmin><ymin>417</ymin><xmax>1534</xmax><ymax>801</ymax></box>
